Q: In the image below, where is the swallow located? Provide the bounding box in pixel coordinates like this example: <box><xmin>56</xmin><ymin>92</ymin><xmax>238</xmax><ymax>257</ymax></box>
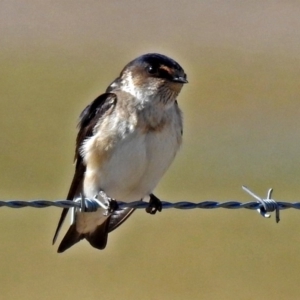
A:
<box><xmin>52</xmin><ymin>53</ymin><xmax>188</xmax><ymax>252</ymax></box>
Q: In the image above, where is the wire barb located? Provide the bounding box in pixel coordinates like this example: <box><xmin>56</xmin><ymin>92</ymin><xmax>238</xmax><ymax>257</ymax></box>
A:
<box><xmin>242</xmin><ymin>186</ymin><xmax>280</xmax><ymax>223</ymax></box>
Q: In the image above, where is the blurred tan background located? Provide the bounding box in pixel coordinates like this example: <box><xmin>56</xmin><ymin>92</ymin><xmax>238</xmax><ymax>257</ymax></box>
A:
<box><xmin>1</xmin><ymin>1</ymin><xmax>300</xmax><ymax>299</ymax></box>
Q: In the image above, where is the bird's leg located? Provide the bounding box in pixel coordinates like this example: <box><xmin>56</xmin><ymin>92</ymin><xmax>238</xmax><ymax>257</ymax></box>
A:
<box><xmin>146</xmin><ymin>193</ymin><xmax>162</xmax><ymax>214</ymax></box>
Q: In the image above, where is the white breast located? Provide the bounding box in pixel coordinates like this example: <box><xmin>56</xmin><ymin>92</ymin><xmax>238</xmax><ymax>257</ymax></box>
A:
<box><xmin>83</xmin><ymin>104</ymin><xmax>182</xmax><ymax>202</ymax></box>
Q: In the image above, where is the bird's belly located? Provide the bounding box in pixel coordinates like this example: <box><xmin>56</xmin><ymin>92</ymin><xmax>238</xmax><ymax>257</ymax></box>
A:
<box><xmin>84</xmin><ymin>127</ymin><xmax>180</xmax><ymax>201</ymax></box>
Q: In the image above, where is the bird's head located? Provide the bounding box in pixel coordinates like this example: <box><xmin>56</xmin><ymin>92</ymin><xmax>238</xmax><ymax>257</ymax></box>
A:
<box><xmin>115</xmin><ymin>53</ymin><xmax>188</xmax><ymax>105</ymax></box>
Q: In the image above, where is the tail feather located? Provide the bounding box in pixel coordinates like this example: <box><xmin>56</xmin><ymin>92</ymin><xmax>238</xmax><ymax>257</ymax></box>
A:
<box><xmin>85</xmin><ymin>219</ymin><xmax>110</xmax><ymax>250</ymax></box>
<box><xmin>57</xmin><ymin>223</ymin><xmax>84</xmax><ymax>253</ymax></box>
<box><xmin>57</xmin><ymin>219</ymin><xmax>110</xmax><ymax>253</ymax></box>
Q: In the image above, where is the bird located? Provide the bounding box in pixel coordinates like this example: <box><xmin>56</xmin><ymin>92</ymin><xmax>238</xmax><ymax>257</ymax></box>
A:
<box><xmin>52</xmin><ymin>53</ymin><xmax>188</xmax><ymax>252</ymax></box>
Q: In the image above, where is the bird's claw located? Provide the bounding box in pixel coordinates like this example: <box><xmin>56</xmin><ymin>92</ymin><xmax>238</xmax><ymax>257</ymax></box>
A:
<box><xmin>146</xmin><ymin>194</ymin><xmax>162</xmax><ymax>214</ymax></box>
<box><xmin>96</xmin><ymin>191</ymin><xmax>119</xmax><ymax>216</ymax></box>
<box><xmin>108</xmin><ymin>199</ymin><xmax>119</xmax><ymax>213</ymax></box>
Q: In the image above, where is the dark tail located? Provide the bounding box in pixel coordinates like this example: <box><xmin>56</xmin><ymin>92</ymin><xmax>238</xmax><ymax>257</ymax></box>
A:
<box><xmin>56</xmin><ymin>203</ymin><xmax>136</xmax><ymax>253</ymax></box>
<box><xmin>57</xmin><ymin>219</ymin><xmax>110</xmax><ymax>253</ymax></box>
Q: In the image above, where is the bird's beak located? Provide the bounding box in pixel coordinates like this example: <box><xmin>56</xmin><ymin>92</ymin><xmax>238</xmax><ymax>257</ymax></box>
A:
<box><xmin>172</xmin><ymin>76</ymin><xmax>188</xmax><ymax>84</ymax></box>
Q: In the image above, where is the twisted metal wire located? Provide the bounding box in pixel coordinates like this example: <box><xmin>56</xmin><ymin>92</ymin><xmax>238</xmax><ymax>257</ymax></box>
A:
<box><xmin>0</xmin><ymin>187</ymin><xmax>298</xmax><ymax>222</ymax></box>
<box><xmin>1</xmin><ymin>199</ymin><xmax>299</xmax><ymax>210</ymax></box>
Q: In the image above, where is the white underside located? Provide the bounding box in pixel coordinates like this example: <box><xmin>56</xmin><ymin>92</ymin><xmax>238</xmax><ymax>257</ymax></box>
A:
<box><xmin>76</xmin><ymin>125</ymin><xmax>180</xmax><ymax>233</ymax></box>
<box><xmin>85</xmin><ymin>123</ymin><xmax>179</xmax><ymax>198</ymax></box>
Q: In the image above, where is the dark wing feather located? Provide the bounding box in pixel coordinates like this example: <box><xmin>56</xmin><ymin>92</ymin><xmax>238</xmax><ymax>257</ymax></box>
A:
<box><xmin>108</xmin><ymin>207</ymin><xmax>135</xmax><ymax>233</ymax></box>
<box><xmin>52</xmin><ymin>93</ymin><xmax>117</xmax><ymax>245</ymax></box>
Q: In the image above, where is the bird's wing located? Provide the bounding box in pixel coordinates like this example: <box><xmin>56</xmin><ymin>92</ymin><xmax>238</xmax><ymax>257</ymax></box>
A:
<box><xmin>108</xmin><ymin>207</ymin><xmax>136</xmax><ymax>232</ymax></box>
<box><xmin>52</xmin><ymin>92</ymin><xmax>118</xmax><ymax>245</ymax></box>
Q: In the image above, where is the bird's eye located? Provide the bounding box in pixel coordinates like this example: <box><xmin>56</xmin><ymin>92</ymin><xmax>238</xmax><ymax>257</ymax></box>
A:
<box><xmin>147</xmin><ymin>65</ymin><xmax>158</xmax><ymax>75</ymax></box>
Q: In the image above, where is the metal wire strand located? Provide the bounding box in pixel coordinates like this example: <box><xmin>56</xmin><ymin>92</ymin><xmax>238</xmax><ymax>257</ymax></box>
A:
<box><xmin>0</xmin><ymin>187</ymin><xmax>297</xmax><ymax>222</ymax></box>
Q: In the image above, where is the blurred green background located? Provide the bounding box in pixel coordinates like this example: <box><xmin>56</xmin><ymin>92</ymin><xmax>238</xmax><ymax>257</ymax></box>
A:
<box><xmin>1</xmin><ymin>1</ymin><xmax>300</xmax><ymax>299</ymax></box>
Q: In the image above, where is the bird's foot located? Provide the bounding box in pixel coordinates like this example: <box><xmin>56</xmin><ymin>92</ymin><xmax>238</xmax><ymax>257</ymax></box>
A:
<box><xmin>146</xmin><ymin>194</ymin><xmax>162</xmax><ymax>215</ymax></box>
<box><xmin>108</xmin><ymin>199</ymin><xmax>119</xmax><ymax>213</ymax></box>
<box><xmin>97</xmin><ymin>191</ymin><xmax>119</xmax><ymax>216</ymax></box>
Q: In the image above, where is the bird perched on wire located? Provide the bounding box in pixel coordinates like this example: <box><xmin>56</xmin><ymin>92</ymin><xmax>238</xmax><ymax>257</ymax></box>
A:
<box><xmin>52</xmin><ymin>53</ymin><xmax>188</xmax><ymax>252</ymax></box>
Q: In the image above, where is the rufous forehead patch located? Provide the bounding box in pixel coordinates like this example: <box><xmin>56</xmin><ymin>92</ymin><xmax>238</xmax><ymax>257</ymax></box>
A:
<box><xmin>159</xmin><ymin>65</ymin><xmax>174</xmax><ymax>75</ymax></box>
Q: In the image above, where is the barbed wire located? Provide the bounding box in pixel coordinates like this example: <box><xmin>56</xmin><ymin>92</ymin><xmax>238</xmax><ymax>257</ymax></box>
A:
<box><xmin>0</xmin><ymin>186</ymin><xmax>299</xmax><ymax>223</ymax></box>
